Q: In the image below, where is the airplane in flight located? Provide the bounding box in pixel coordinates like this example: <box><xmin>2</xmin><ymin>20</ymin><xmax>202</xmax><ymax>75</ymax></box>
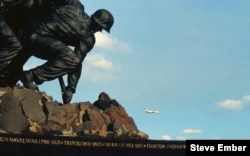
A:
<box><xmin>144</xmin><ymin>108</ymin><xmax>160</xmax><ymax>114</ymax></box>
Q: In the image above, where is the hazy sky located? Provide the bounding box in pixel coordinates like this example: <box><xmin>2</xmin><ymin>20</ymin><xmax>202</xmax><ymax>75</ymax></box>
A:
<box><xmin>23</xmin><ymin>0</ymin><xmax>250</xmax><ymax>140</ymax></box>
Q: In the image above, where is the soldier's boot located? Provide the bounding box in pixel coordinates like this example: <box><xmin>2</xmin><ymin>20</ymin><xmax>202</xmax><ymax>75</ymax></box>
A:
<box><xmin>20</xmin><ymin>70</ymin><xmax>39</xmax><ymax>91</ymax></box>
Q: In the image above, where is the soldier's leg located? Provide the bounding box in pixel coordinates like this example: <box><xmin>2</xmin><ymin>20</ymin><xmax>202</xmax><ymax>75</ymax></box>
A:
<box><xmin>20</xmin><ymin>33</ymin><xmax>82</xmax><ymax>90</ymax></box>
<box><xmin>0</xmin><ymin>16</ymin><xmax>23</xmax><ymax>86</ymax></box>
<box><xmin>0</xmin><ymin>16</ymin><xmax>22</xmax><ymax>71</ymax></box>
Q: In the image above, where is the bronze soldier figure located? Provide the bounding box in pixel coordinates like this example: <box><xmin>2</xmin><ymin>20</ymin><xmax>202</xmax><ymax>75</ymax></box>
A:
<box><xmin>0</xmin><ymin>0</ymin><xmax>31</xmax><ymax>75</ymax></box>
<box><xmin>19</xmin><ymin>1</ymin><xmax>114</xmax><ymax>104</ymax></box>
<box><xmin>0</xmin><ymin>0</ymin><xmax>73</xmax><ymax>86</ymax></box>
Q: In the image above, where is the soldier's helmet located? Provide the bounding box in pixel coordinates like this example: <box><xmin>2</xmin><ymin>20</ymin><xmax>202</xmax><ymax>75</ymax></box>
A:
<box><xmin>91</xmin><ymin>9</ymin><xmax>114</xmax><ymax>33</ymax></box>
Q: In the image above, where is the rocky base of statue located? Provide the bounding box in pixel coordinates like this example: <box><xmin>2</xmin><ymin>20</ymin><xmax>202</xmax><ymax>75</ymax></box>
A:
<box><xmin>0</xmin><ymin>86</ymin><xmax>186</xmax><ymax>155</ymax></box>
<box><xmin>0</xmin><ymin>85</ymin><xmax>147</xmax><ymax>139</ymax></box>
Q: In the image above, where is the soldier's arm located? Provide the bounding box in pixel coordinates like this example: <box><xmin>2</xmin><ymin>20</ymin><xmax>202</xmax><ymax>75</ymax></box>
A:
<box><xmin>62</xmin><ymin>40</ymin><xmax>87</xmax><ymax>103</ymax></box>
<box><xmin>66</xmin><ymin>40</ymin><xmax>88</xmax><ymax>91</ymax></box>
<box><xmin>61</xmin><ymin>64</ymin><xmax>81</xmax><ymax>104</ymax></box>
<box><xmin>40</xmin><ymin>0</ymin><xmax>72</xmax><ymax>6</ymax></box>
<box><xmin>67</xmin><ymin>64</ymin><xmax>82</xmax><ymax>94</ymax></box>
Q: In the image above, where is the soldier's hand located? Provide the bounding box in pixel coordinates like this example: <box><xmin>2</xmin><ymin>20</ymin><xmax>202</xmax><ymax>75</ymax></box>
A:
<box><xmin>65</xmin><ymin>0</ymin><xmax>73</xmax><ymax>4</ymax></box>
<box><xmin>61</xmin><ymin>0</ymin><xmax>73</xmax><ymax>5</ymax></box>
<box><xmin>62</xmin><ymin>86</ymin><xmax>73</xmax><ymax>104</ymax></box>
<box><xmin>23</xmin><ymin>0</ymin><xmax>35</xmax><ymax>8</ymax></box>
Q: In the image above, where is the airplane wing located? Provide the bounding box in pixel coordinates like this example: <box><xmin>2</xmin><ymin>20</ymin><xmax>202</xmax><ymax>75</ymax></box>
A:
<box><xmin>153</xmin><ymin>111</ymin><xmax>160</xmax><ymax>114</ymax></box>
<box><xmin>144</xmin><ymin>109</ymin><xmax>160</xmax><ymax>114</ymax></box>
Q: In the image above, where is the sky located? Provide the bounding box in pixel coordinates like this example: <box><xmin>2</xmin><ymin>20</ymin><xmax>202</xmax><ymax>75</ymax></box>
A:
<box><xmin>21</xmin><ymin>0</ymin><xmax>250</xmax><ymax>140</ymax></box>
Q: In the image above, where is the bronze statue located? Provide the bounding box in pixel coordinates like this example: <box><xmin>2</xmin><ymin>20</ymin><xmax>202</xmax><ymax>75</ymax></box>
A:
<box><xmin>0</xmin><ymin>0</ymin><xmax>32</xmax><ymax>81</ymax></box>
<box><xmin>0</xmin><ymin>0</ymin><xmax>73</xmax><ymax>86</ymax></box>
<box><xmin>0</xmin><ymin>0</ymin><xmax>114</xmax><ymax>104</ymax></box>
